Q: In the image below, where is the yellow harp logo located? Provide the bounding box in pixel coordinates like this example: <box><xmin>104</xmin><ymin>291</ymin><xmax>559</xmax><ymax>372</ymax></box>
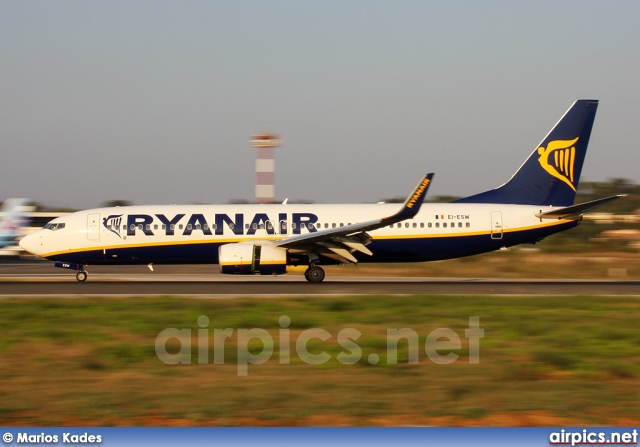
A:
<box><xmin>537</xmin><ymin>137</ymin><xmax>579</xmax><ymax>192</ymax></box>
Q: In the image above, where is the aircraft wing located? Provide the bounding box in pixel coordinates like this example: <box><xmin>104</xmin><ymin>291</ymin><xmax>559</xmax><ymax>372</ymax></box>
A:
<box><xmin>275</xmin><ymin>173</ymin><xmax>434</xmax><ymax>263</ymax></box>
<box><xmin>535</xmin><ymin>195</ymin><xmax>625</xmax><ymax>219</ymax></box>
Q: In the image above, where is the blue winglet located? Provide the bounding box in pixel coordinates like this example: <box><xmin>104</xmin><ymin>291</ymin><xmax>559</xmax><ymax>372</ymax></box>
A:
<box><xmin>384</xmin><ymin>173</ymin><xmax>434</xmax><ymax>223</ymax></box>
<box><xmin>276</xmin><ymin>173</ymin><xmax>434</xmax><ymax>249</ymax></box>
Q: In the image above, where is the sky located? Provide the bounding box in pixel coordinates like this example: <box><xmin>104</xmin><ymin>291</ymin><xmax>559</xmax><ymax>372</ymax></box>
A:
<box><xmin>1</xmin><ymin>1</ymin><xmax>639</xmax><ymax>209</ymax></box>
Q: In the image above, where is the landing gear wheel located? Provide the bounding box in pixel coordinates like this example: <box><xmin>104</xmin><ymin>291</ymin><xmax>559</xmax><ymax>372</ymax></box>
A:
<box><xmin>76</xmin><ymin>271</ymin><xmax>88</xmax><ymax>282</ymax></box>
<box><xmin>305</xmin><ymin>265</ymin><xmax>325</xmax><ymax>283</ymax></box>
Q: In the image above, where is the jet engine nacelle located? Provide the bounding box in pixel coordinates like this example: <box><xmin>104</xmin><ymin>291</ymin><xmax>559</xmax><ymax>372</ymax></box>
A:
<box><xmin>218</xmin><ymin>242</ymin><xmax>287</xmax><ymax>275</ymax></box>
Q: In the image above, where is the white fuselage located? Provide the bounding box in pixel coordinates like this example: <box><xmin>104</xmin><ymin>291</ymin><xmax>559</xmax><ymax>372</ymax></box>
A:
<box><xmin>19</xmin><ymin>202</ymin><xmax>578</xmax><ymax>266</ymax></box>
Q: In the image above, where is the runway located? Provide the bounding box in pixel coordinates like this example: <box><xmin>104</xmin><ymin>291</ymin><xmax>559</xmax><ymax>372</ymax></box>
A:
<box><xmin>1</xmin><ymin>262</ymin><xmax>639</xmax><ymax>296</ymax></box>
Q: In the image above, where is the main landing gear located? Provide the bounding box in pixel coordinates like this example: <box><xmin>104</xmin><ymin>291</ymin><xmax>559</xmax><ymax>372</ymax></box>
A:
<box><xmin>304</xmin><ymin>265</ymin><xmax>325</xmax><ymax>283</ymax></box>
<box><xmin>76</xmin><ymin>270</ymin><xmax>88</xmax><ymax>282</ymax></box>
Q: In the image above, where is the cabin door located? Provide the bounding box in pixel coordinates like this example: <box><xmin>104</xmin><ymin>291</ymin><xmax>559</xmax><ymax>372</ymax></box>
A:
<box><xmin>87</xmin><ymin>213</ymin><xmax>101</xmax><ymax>241</ymax></box>
<box><xmin>490</xmin><ymin>211</ymin><xmax>503</xmax><ymax>240</ymax></box>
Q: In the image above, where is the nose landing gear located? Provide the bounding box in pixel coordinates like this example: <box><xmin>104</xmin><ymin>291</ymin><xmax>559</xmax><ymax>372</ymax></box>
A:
<box><xmin>54</xmin><ymin>262</ymin><xmax>88</xmax><ymax>282</ymax></box>
<box><xmin>76</xmin><ymin>270</ymin><xmax>88</xmax><ymax>282</ymax></box>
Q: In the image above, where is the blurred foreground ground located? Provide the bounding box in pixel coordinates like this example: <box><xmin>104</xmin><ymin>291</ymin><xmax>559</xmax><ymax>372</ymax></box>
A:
<box><xmin>0</xmin><ymin>262</ymin><xmax>638</xmax><ymax>426</ymax></box>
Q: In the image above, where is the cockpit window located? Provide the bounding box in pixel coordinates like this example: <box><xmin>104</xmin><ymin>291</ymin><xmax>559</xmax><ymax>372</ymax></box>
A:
<box><xmin>43</xmin><ymin>222</ymin><xmax>66</xmax><ymax>231</ymax></box>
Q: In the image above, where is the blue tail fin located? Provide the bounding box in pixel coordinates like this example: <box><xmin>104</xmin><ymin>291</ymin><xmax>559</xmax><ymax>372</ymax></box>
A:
<box><xmin>455</xmin><ymin>100</ymin><xmax>598</xmax><ymax>206</ymax></box>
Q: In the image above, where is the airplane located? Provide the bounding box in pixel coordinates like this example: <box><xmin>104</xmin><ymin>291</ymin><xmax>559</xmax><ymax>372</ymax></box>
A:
<box><xmin>0</xmin><ymin>198</ymin><xmax>32</xmax><ymax>254</ymax></box>
<box><xmin>19</xmin><ymin>99</ymin><xmax>623</xmax><ymax>283</ymax></box>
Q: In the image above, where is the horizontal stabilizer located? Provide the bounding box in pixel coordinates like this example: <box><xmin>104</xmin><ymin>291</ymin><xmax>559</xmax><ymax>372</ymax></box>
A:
<box><xmin>535</xmin><ymin>195</ymin><xmax>625</xmax><ymax>219</ymax></box>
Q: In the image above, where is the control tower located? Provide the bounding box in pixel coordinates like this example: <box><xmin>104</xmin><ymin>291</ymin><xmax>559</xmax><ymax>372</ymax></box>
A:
<box><xmin>250</xmin><ymin>133</ymin><xmax>282</xmax><ymax>204</ymax></box>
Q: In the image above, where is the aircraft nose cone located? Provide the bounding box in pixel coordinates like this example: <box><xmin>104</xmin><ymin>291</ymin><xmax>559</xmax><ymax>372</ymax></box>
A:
<box><xmin>19</xmin><ymin>232</ymin><xmax>42</xmax><ymax>256</ymax></box>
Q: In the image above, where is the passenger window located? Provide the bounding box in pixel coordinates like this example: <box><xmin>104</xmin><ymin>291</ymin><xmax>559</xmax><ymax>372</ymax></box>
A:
<box><xmin>187</xmin><ymin>224</ymin><xmax>192</xmax><ymax>230</ymax></box>
<box><xmin>443</xmin><ymin>223</ymin><xmax>447</xmax><ymax>228</ymax></box>
<box><xmin>435</xmin><ymin>223</ymin><xmax>440</xmax><ymax>228</ymax></box>
<box><xmin>466</xmin><ymin>222</ymin><xmax>470</xmax><ymax>228</ymax></box>
<box><xmin>428</xmin><ymin>223</ymin><xmax>432</xmax><ymax>228</ymax></box>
